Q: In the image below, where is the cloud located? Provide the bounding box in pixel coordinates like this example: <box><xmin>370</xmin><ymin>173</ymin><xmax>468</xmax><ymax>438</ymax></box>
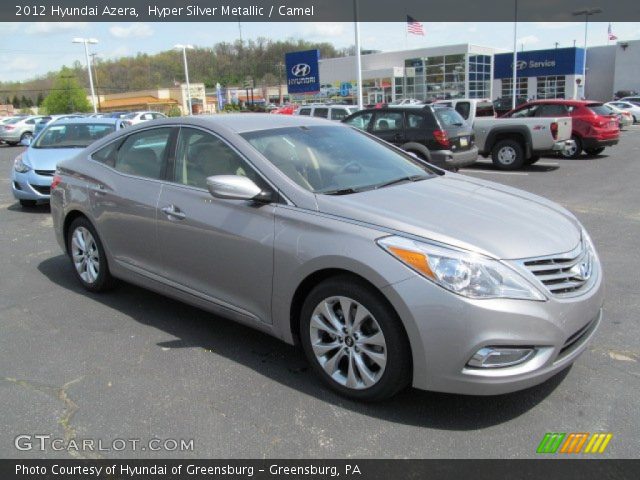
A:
<box><xmin>25</xmin><ymin>22</ymin><xmax>87</xmax><ymax>35</ymax></box>
<box><xmin>1</xmin><ymin>57</ymin><xmax>38</xmax><ymax>73</ymax></box>
<box><xmin>518</xmin><ymin>35</ymin><xmax>540</xmax><ymax>45</ymax></box>
<box><xmin>307</xmin><ymin>22</ymin><xmax>347</xmax><ymax>38</ymax></box>
<box><xmin>109</xmin><ymin>23</ymin><xmax>154</xmax><ymax>39</ymax></box>
<box><xmin>533</xmin><ymin>22</ymin><xmax>580</xmax><ymax>30</ymax></box>
<box><xmin>103</xmin><ymin>46</ymin><xmax>131</xmax><ymax>59</ymax></box>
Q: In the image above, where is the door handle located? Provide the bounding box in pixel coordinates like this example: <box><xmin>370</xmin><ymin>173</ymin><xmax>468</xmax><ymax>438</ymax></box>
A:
<box><xmin>92</xmin><ymin>184</ymin><xmax>107</xmax><ymax>195</ymax></box>
<box><xmin>161</xmin><ymin>205</ymin><xmax>186</xmax><ymax>220</ymax></box>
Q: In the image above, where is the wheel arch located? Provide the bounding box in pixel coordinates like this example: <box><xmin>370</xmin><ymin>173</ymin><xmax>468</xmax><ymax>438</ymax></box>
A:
<box><xmin>62</xmin><ymin>210</ymin><xmax>92</xmax><ymax>254</ymax></box>
<box><xmin>486</xmin><ymin>127</ymin><xmax>532</xmax><ymax>158</ymax></box>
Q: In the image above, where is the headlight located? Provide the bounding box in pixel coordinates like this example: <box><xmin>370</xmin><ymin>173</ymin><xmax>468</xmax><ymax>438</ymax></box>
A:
<box><xmin>14</xmin><ymin>155</ymin><xmax>30</xmax><ymax>173</ymax></box>
<box><xmin>378</xmin><ymin>236</ymin><xmax>546</xmax><ymax>301</ymax></box>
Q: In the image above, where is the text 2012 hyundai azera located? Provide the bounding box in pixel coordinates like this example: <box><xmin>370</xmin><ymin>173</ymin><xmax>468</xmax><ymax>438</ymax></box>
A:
<box><xmin>50</xmin><ymin>114</ymin><xmax>603</xmax><ymax>401</ymax></box>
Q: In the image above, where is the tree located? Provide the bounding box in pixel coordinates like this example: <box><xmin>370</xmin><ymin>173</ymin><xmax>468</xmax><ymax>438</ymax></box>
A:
<box><xmin>36</xmin><ymin>93</ymin><xmax>44</xmax><ymax>107</ymax></box>
<box><xmin>42</xmin><ymin>68</ymin><xmax>92</xmax><ymax>114</ymax></box>
<box><xmin>12</xmin><ymin>95</ymin><xmax>20</xmax><ymax>108</ymax></box>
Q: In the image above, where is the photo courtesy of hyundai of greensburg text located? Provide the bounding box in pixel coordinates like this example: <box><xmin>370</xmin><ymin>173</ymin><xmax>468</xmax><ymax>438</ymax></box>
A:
<box><xmin>0</xmin><ymin>0</ymin><xmax>638</xmax><ymax>479</ymax></box>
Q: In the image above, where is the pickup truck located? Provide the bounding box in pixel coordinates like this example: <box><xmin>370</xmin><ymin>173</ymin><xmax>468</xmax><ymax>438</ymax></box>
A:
<box><xmin>433</xmin><ymin>99</ymin><xmax>574</xmax><ymax>170</ymax></box>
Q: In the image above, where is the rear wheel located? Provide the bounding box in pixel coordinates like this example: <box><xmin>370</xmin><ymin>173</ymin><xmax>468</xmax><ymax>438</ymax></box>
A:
<box><xmin>561</xmin><ymin>135</ymin><xmax>582</xmax><ymax>159</ymax></box>
<box><xmin>20</xmin><ymin>132</ymin><xmax>33</xmax><ymax>143</ymax></box>
<box><xmin>67</xmin><ymin>217</ymin><xmax>115</xmax><ymax>292</ymax></box>
<box><xmin>300</xmin><ymin>276</ymin><xmax>411</xmax><ymax>401</ymax></box>
<box><xmin>585</xmin><ymin>147</ymin><xmax>605</xmax><ymax>156</ymax></box>
<box><xmin>491</xmin><ymin>139</ymin><xmax>525</xmax><ymax>170</ymax></box>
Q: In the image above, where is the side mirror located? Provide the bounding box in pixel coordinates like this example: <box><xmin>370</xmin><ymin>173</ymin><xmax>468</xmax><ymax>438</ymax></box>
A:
<box><xmin>20</xmin><ymin>136</ymin><xmax>32</xmax><ymax>147</ymax></box>
<box><xmin>206</xmin><ymin>175</ymin><xmax>272</xmax><ymax>202</ymax></box>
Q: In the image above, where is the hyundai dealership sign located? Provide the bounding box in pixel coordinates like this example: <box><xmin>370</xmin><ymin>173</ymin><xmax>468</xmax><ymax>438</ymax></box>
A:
<box><xmin>285</xmin><ymin>49</ymin><xmax>320</xmax><ymax>93</ymax></box>
<box><xmin>494</xmin><ymin>47</ymin><xmax>584</xmax><ymax>79</ymax></box>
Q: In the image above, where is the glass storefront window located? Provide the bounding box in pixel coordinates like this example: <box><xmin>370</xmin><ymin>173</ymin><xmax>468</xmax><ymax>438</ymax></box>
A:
<box><xmin>501</xmin><ymin>77</ymin><xmax>528</xmax><ymax>98</ymax></box>
<box><xmin>536</xmin><ymin>76</ymin><xmax>566</xmax><ymax>99</ymax></box>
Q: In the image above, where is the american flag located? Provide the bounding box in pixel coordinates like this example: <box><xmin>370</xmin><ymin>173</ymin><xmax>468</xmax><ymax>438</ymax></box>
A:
<box><xmin>407</xmin><ymin>15</ymin><xmax>425</xmax><ymax>36</ymax></box>
<box><xmin>608</xmin><ymin>23</ymin><xmax>618</xmax><ymax>41</ymax></box>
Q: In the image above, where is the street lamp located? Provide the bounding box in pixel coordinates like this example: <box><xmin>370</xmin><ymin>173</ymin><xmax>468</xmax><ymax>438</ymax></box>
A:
<box><xmin>174</xmin><ymin>44</ymin><xmax>195</xmax><ymax>115</ymax></box>
<box><xmin>573</xmin><ymin>8</ymin><xmax>602</xmax><ymax>99</ymax></box>
<box><xmin>72</xmin><ymin>37</ymin><xmax>98</xmax><ymax>113</ymax></box>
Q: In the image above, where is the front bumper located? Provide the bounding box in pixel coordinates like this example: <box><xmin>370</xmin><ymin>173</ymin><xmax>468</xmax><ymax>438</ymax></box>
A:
<box><xmin>382</xmin><ymin>264</ymin><xmax>604</xmax><ymax>395</ymax></box>
<box><xmin>431</xmin><ymin>145</ymin><xmax>479</xmax><ymax>169</ymax></box>
<box><xmin>11</xmin><ymin>169</ymin><xmax>53</xmax><ymax>202</ymax></box>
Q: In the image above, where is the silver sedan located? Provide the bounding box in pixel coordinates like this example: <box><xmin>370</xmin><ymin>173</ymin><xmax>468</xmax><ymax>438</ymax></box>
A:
<box><xmin>50</xmin><ymin>114</ymin><xmax>603</xmax><ymax>401</ymax></box>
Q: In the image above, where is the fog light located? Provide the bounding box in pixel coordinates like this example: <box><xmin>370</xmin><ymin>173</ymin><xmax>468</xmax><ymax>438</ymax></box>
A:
<box><xmin>467</xmin><ymin>347</ymin><xmax>535</xmax><ymax>368</ymax></box>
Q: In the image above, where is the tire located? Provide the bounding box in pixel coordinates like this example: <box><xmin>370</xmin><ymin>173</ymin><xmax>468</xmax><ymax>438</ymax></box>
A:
<box><xmin>20</xmin><ymin>131</ymin><xmax>33</xmax><ymax>143</ymax></box>
<box><xmin>561</xmin><ymin>135</ymin><xmax>582</xmax><ymax>159</ymax></box>
<box><xmin>491</xmin><ymin>139</ymin><xmax>525</xmax><ymax>170</ymax></box>
<box><xmin>525</xmin><ymin>155</ymin><xmax>540</xmax><ymax>165</ymax></box>
<box><xmin>585</xmin><ymin>147</ymin><xmax>605</xmax><ymax>156</ymax></box>
<box><xmin>67</xmin><ymin>216</ymin><xmax>115</xmax><ymax>292</ymax></box>
<box><xmin>19</xmin><ymin>200</ymin><xmax>37</xmax><ymax>208</ymax></box>
<box><xmin>7</xmin><ymin>142</ymin><xmax>18</xmax><ymax>146</ymax></box>
<box><xmin>300</xmin><ymin>275</ymin><xmax>412</xmax><ymax>401</ymax></box>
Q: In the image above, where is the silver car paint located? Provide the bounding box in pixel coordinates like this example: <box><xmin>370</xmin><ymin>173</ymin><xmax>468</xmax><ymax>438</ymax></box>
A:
<box><xmin>51</xmin><ymin>114</ymin><xmax>603</xmax><ymax>395</ymax></box>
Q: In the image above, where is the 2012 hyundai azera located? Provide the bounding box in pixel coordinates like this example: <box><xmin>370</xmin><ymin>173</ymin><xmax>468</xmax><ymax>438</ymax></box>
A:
<box><xmin>51</xmin><ymin>114</ymin><xmax>603</xmax><ymax>401</ymax></box>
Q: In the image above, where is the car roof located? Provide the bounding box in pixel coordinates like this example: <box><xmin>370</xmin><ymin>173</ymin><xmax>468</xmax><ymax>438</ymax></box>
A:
<box><xmin>523</xmin><ymin>99</ymin><xmax>602</xmax><ymax>106</ymax></box>
<box><xmin>49</xmin><ymin>117</ymin><xmax>120</xmax><ymax>125</ymax></box>
<box><xmin>178</xmin><ymin>113</ymin><xmax>345</xmax><ymax>133</ymax></box>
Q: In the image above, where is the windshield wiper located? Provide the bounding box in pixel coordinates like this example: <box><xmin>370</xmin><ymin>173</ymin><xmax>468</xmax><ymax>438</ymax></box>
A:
<box><xmin>374</xmin><ymin>174</ymin><xmax>430</xmax><ymax>189</ymax></box>
<box><xmin>321</xmin><ymin>187</ymin><xmax>361</xmax><ymax>195</ymax></box>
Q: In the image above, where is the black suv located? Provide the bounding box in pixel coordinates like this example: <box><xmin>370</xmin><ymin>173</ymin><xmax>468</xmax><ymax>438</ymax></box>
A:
<box><xmin>342</xmin><ymin>105</ymin><xmax>477</xmax><ymax>170</ymax></box>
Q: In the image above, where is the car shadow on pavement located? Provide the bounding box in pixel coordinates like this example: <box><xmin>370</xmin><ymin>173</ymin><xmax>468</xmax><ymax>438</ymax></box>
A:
<box><xmin>465</xmin><ymin>162</ymin><xmax>559</xmax><ymax>173</ymax></box>
<box><xmin>38</xmin><ymin>254</ymin><xmax>569</xmax><ymax>431</ymax></box>
<box><xmin>7</xmin><ymin>202</ymin><xmax>51</xmax><ymax>214</ymax></box>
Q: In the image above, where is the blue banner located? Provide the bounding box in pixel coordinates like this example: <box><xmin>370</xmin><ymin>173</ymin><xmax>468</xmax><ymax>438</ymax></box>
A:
<box><xmin>285</xmin><ymin>49</ymin><xmax>320</xmax><ymax>94</ymax></box>
<box><xmin>494</xmin><ymin>47</ymin><xmax>584</xmax><ymax>79</ymax></box>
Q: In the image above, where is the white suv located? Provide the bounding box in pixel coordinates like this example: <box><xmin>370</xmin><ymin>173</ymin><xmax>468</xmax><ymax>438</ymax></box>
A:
<box><xmin>296</xmin><ymin>105</ymin><xmax>359</xmax><ymax>121</ymax></box>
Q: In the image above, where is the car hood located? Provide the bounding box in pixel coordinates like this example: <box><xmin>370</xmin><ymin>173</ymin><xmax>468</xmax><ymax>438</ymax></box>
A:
<box><xmin>24</xmin><ymin>147</ymin><xmax>85</xmax><ymax>171</ymax></box>
<box><xmin>315</xmin><ymin>173</ymin><xmax>581</xmax><ymax>260</ymax></box>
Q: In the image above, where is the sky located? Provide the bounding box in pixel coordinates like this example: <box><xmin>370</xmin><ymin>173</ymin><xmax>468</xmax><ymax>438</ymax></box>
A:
<box><xmin>1</xmin><ymin>21</ymin><xmax>639</xmax><ymax>82</ymax></box>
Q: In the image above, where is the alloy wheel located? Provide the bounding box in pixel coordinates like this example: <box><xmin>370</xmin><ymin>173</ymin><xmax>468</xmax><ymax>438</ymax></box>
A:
<box><xmin>309</xmin><ymin>296</ymin><xmax>387</xmax><ymax>390</ymax></box>
<box><xmin>497</xmin><ymin>146</ymin><xmax>517</xmax><ymax>165</ymax></box>
<box><xmin>71</xmin><ymin>226</ymin><xmax>100</xmax><ymax>284</ymax></box>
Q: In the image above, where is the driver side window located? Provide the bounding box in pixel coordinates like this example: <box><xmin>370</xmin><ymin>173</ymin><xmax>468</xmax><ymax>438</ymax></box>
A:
<box><xmin>174</xmin><ymin>127</ymin><xmax>264</xmax><ymax>190</ymax></box>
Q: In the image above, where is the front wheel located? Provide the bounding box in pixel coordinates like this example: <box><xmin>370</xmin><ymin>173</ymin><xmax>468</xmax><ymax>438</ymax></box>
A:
<box><xmin>491</xmin><ymin>139</ymin><xmax>525</xmax><ymax>170</ymax></box>
<box><xmin>561</xmin><ymin>135</ymin><xmax>582</xmax><ymax>159</ymax></box>
<box><xmin>67</xmin><ymin>217</ymin><xmax>115</xmax><ymax>292</ymax></box>
<box><xmin>585</xmin><ymin>147</ymin><xmax>605</xmax><ymax>156</ymax></box>
<box><xmin>300</xmin><ymin>276</ymin><xmax>411</xmax><ymax>401</ymax></box>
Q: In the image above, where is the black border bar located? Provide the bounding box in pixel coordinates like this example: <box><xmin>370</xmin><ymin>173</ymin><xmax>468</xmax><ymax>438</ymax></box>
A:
<box><xmin>2</xmin><ymin>459</ymin><xmax>640</xmax><ymax>480</ymax></box>
<box><xmin>3</xmin><ymin>0</ymin><xmax>640</xmax><ymax>22</ymax></box>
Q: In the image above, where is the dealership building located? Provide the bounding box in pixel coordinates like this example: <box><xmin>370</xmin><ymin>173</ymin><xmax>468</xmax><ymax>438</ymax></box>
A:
<box><xmin>315</xmin><ymin>40</ymin><xmax>640</xmax><ymax>103</ymax></box>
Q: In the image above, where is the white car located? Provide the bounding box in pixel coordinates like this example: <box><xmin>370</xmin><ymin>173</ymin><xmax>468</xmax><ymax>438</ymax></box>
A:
<box><xmin>123</xmin><ymin>111</ymin><xmax>167</xmax><ymax>125</ymax></box>
<box><xmin>295</xmin><ymin>105</ymin><xmax>359</xmax><ymax>121</ymax></box>
<box><xmin>604</xmin><ymin>103</ymin><xmax>634</xmax><ymax>128</ymax></box>
<box><xmin>607</xmin><ymin>101</ymin><xmax>640</xmax><ymax>123</ymax></box>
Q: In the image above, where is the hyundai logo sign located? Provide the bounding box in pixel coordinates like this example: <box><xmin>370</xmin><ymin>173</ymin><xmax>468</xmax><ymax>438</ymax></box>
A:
<box><xmin>291</xmin><ymin>63</ymin><xmax>311</xmax><ymax>77</ymax></box>
<box><xmin>285</xmin><ymin>49</ymin><xmax>320</xmax><ymax>94</ymax></box>
<box><xmin>516</xmin><ymin>60</ymin><xmax>528</xmax><ymax>70</ymax></box>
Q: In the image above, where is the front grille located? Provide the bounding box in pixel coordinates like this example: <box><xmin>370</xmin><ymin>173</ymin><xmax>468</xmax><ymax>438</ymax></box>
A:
<box><xmin>30</xmin><ymin>184</ymin><xmax>50</xmax><ymax>195</ymax></box>
<box><xmin>522</xmin><ymin>242</ymin><xmax>593</xmax><ymax>296</ymax></box>
<box><xmin>34</xmin><ymin>169</ymin><xmax>55</xmax><ymax>176</ymax></box>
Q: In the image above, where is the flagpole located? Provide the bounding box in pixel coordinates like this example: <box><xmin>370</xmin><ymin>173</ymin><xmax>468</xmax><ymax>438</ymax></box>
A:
<box><xmin>354</xmin><ymin>0</ymin><xmax>363</xmax><ymax>110</ymax></box>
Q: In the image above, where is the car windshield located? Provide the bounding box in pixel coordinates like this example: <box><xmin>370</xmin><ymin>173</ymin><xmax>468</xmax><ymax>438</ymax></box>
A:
<box><xmin>34</xmin><ymin>123</ymin><xmax>115</xmax><ymax>149</ymax></box>
<box><xmin>435</xmin><ymin>108</ymin><xmax>466</xmax><ymax>126</ymax></box>
<box><xmin>241</xmin><ymin>126</ymin><xmax>435</xmax><ymax>194</ymax></box>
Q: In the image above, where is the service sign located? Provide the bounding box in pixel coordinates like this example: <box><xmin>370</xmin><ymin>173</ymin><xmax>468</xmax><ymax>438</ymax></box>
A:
<box><xmin>285</xmin><ymin>49</ymin><xmax>320</xmax><ymax>94</ymax></box>
<box><xmin>494</xmin><ymin>47</ymin><xmax>585</xmax><ymax>79</ymax></box>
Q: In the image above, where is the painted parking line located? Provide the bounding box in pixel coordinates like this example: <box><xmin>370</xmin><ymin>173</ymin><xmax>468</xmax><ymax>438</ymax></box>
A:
<box><xmin>462</xmin><ymin>169</ymin><xmax>529</xmax><ymax>176</ymax></box>
<box><xmin>537</xmin><ymin>161</ymin><xmax>559</xmax><ymax>166</ymax></box>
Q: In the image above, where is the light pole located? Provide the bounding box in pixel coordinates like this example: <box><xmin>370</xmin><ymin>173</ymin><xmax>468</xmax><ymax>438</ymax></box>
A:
<box><xmin>511</xmin><ymin>0</ymin><xmax>518</xmax><ymax>110</ymax></box>
<box><xmin>573</xmin><ymin>8</ymin><xmax>602</xmax><ymax>99</ymax></box>
<box><xmin>72</xmin><ymin>37</ymin><xmax>98</xmax><ymax>113</ymax></box>
<box><xmin>353</xmin><ymin>0</ymin><xmax>363</xmax><ymax>110</ymax></box>
<box><xmin>174</xmin><ymin>44</ymin><xmax>195</xmax><ymax>115</ymax></box>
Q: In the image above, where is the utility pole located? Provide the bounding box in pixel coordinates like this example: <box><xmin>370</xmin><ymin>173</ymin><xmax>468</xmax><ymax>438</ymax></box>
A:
<box><xmin>72</xmin><ymin>37</ymin><xmax>98</xmax><ymax>113</ymax></box>
<box><xmin>573</xmin><ymin>8</ymin><xmax>602</xmax><ymax>99</ymax></box>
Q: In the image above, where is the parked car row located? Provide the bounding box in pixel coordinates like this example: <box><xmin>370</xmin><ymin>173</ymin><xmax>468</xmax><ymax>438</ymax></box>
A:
<box><xmin>1</xmin><ymin>110</ymin><xmax>167</xmax><ymax>146</ymax></box>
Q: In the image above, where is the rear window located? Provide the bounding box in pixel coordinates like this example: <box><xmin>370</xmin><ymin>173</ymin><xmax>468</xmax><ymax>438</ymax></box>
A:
<box><xmin>476</xmin><ymin>103</ymin><xmax>495</xmax><ymax>117</ymax></box>
<box><xmin>34</xmin><ymin>123</ymin><xmax>116</xmax><ymax>149</ymax></box>
<box><xmin>587</xmin><ymin>104</ymin><xmax>613</xmax><ymax>116</ymax></box>
<box><xmin>298</xmin><ymin>108</ymin><xmax>311</xmax><ymax>116</ymax></box>
<box><xmin>435</xmin><ymin>108</ymin><xmax>465</xmax><ymax>127</ymax></box>
<box><xmin>4</xmin><ymin>117</ymin><xmax>22</xmax><ymax>125</ymax></box>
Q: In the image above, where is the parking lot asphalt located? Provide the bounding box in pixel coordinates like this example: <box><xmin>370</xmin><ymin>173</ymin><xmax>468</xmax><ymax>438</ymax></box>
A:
<box><xmin>1</xmin><ymin>127</ymin><xmax>639</xmax><ymax>460</ymax></box>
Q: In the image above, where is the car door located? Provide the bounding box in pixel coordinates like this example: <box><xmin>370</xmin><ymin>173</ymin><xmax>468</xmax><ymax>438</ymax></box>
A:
<box><xmin>404</xmin><ymin>111</ymin><xmax>428</xmax><ymax>145</ymax></box>
<box><xmin>89</xmin><ymin>126</ymin><xmax>175</xmax><ymax>276</ymax></box>
<box><xmin>156</xmin><ymin>126</ymin><xmax>276</xmax><ymax>323</ymax></box>
<box><xmin>371</xmin><ymin>111</ymin><xmax>405</xmax><ymax>146</ymax></box>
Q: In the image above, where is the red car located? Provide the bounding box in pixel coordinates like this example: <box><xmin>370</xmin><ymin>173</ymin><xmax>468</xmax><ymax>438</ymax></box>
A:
<box><xmin>270</xmin><ymin>105</ymin><xmax>297</xmax><ymax>115</ymax></box>
<box><xmin>502</xmin><ymin>100</ymin><xmax>619</xmax><ymax>158</ymax></box>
